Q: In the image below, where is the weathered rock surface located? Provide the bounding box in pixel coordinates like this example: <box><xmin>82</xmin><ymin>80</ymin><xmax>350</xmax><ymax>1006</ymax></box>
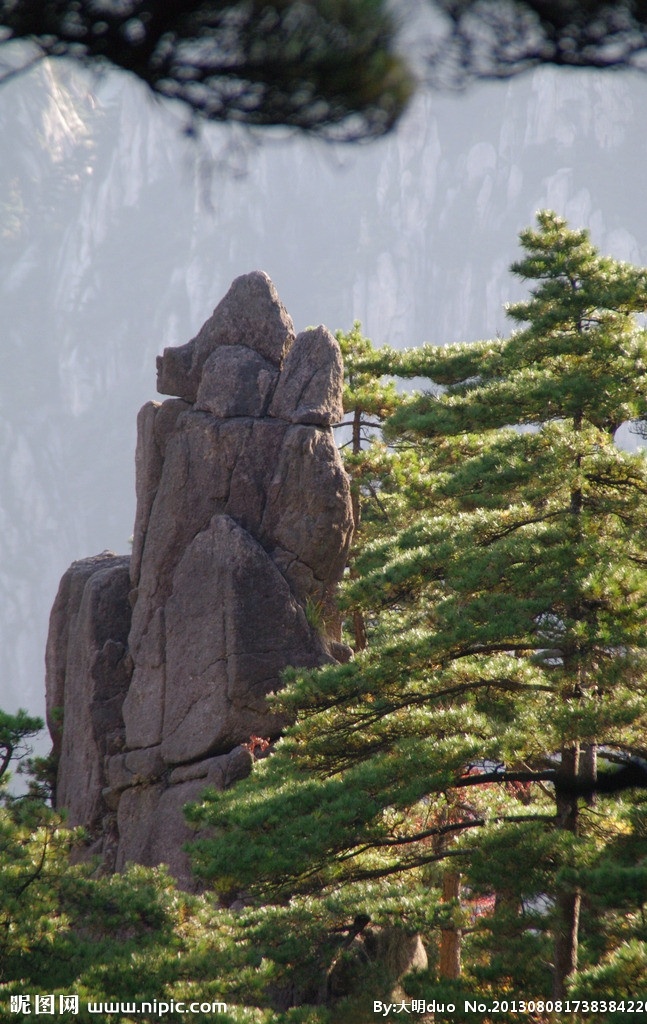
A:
<box><xmin>196</xmin><ymin>346</ymin><xmax>278</xmax><ymax>418</ymax></box>
<box><xmin>270</xmin><ymin>326</ymin><xmax>344</xmax><ymax>426</ymax></box>
<box><xmin>45</xmin><ymin>553</ymin><xmax>131</xmax><ymax>830</ymax></box>
<box><xmin>156</xmin><ymin>271</ymin><xmax>295</xmax><ymax>401</ymax></box>
<box><xmin>46</xmin><ymin>273</ymin><xmax>354</xmax><ymax>887</ymax></box>
<box><xmin>160</xmin><ymin>515</ymin><xmax>325</xmax><ymax>765</ymax></box>
<box><xmin>130</xmin><ymin>398</ymin><xmax>190</xmax><ymax>589</ymax></box>
<box><xmin>114</xmin><ymin>746</ymin><xmax>253</xmax><ymax>888</ymax></box>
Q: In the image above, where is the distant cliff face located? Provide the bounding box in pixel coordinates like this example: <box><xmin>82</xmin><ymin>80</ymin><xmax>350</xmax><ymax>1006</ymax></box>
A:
<box><xmin>45</xmin><ymin>273</ymin><xmax>354</xmax><ymax>887</ymax></box>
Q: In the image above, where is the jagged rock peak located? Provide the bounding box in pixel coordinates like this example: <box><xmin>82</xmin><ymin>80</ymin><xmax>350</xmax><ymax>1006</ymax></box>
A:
<box><xmin>156</xmin><ymin>270</ymin><xmax>296</xmax><ymax>402</ymax></box>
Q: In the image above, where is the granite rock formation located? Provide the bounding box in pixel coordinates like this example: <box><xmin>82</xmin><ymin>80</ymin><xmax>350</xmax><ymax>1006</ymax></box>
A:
<box><xmin>46</xmin><ymin>272</ymin><xmax>354</xmax><ymax>887</ymax></box>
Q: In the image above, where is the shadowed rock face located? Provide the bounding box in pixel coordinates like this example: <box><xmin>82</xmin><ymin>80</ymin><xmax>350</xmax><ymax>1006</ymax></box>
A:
<box><xmin>46</xmin><ymin>272</ymin><xmax>354</xmax><ymax>888</ymax></box>
<box><xmin>46</xmin><ymin>553</ymin><xmax>131</xmax><ymax>830</ymax></box>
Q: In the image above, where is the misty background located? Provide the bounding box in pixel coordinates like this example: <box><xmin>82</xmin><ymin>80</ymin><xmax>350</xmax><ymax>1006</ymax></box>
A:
<box><xmin>2</xmin><ymin>58</ymin><xmax>647</xmax><ymax>730</ymax></box>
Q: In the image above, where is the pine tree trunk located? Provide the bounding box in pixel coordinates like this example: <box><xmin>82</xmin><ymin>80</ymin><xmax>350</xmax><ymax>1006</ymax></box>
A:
<box><xmin>553</xmin><ymin>743</ymin><xmax>581</xmax><ymax>998</ymax></box>
<box><xmin>553</xmin><ymin>891</ymin><xmax>581</xmax><ymax>999</ymax></box>
<box><xmin>439</xmin><ymin>870</ymin><xmax>462</xmax><ymax>979</ymax></box>
<box><xmin>352</xmin><ymin>608</ymin><xmax>367</xmax><ymax>651</ymax></box>
<box><xmin>552</xmin><ymin>421</ymin><xmax>587</xmax><ymax>999</ymax></box>
<box><xmin>350</xmin><ymin>407</ymin><xmax>367</xmax><ymax>651</ymax></box>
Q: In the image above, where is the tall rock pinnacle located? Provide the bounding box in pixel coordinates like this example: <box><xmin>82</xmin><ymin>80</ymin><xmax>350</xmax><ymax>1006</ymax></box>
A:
<box><xmin>45</xmin><ymin>273</ymin><xmax>354</xmax><ymax>887</ymax></box>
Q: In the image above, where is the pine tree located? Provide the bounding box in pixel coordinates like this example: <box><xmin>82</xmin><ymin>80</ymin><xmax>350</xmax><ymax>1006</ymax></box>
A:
<box><xmin>188</xmin><ymin>213</ymin><xmax>647</xmax><ymax>1005</ymax></box>
<box><xmin>334</xmin><ymin>322</ymin><xmax>402</xmax><ymax>650</ymax></box>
